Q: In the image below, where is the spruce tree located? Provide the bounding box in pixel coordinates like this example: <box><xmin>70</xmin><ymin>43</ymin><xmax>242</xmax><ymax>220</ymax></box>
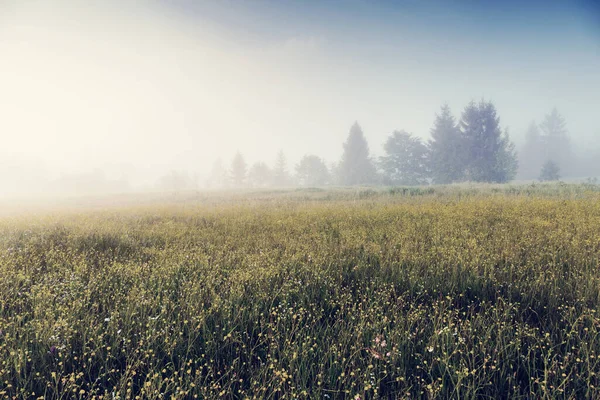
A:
<box><xmin>518</xmin><ymin>122</ymin><xmax>544</xmax><ymax>180</ymax></box>
<box><xmin>380</xmin><ymin>130</ymin><xmax>429</xmax><ymax>185</ymax></box>
<box><xmin>295</xmin><ymin>155</ymin><xmax>330</xmax><ymax>186</ymax></box>
<box><xmin>539</xmin><ymin>160</ymin><xmax>561</xmax><ymax>181</ymax></box>
<box><xmin>540</xmin><ymin>108</ymin><xmax>572</xmax><ymax>175</ymax></box>
<box><xmin>230</xmin><ymin>152</ymin><xmax>247</xmax><ymax>187</ymax></box>
<box><xmin>428</xmin><ymin>104</ymin><xmax>464</xmax><ymax>184</ymax></box>
<box><xmin>248</xmin><ymin>162</ymin><xmax>271</xmax><ymax>188</ymax></box>
<box><xmin>272</xmin><ymin>150</ymin><xmax>290</xmax><ymax>187</ymax></box>
<box><xmin>338</xmin><ymin>122</ymin><xmax>377</xmax><ymax>185</ymax></box>
<box><xmin>459</xmin><ymin>100</ymin><xmax>517</xmax><ymax>183</ymax></box>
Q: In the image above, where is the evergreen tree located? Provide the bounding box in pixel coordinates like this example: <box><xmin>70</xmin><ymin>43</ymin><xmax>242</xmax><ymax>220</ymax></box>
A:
<box><xmin>380</xmin><ymin>130</ymin><xmax>429</xmax><ymax>185</ymax></box>
<box><xmin>496</xmin><ymin>127</ymin><xmax>519</xmax><ymax>182</ymax></box>
<box><xmin>338</xmin><ymin>122</ymin><xmax>377</xmax><ymax>185</ymax></box>
<box><xmin>230</xmin><ymin>152</ymin><xmax>247</xmax><ymax>187</ymax></box>
<box><xmin>428</xmin><ymin>104</ymin><xmax>464</xmax><ymax>184</ymax></box>
<box><xmin>207</xmin><ymin>158</ymin><xmax>228</xmax><ymax>188</ymax></box>
<box><xmin>540</xmin><ymin>108</ymin><xmax>572</xmax><ymax>175</ymax></box>
<box><xmin>518</xmin><ymin>122</ymin><xmax>544</xmax><ymax>180</ymax></box>
<box><xmin>157</xmin><ymin>170</ymin><xmax>193</xmax><ymax>192</ymax></box>
<box><xmin>248</xmin><ymin>162</ymin><xmax>272</xmax><ymax>188</ymax></box>
<box><xmin>539</xmin><ymin>160</ymin><xmax>561</xmax><ymax>181</ymax></box>
<box><xmin>295</xmin><ymin>155</ymin><xmax>330</xmax><ymax>186</ymax></box>
<box><xmin>329</xmin><ymin>162</ymin><xmax>341</xmax><ymax>185</ymax></box>
<box><xmin>459</xmin><ymin>100</ymin><xmax>517</xmax><ymax>183</ymax></box>
<box><xmin>272</xmin><ymin>150</ymin><xmax>290</xmax><ymax>187</ymax></box>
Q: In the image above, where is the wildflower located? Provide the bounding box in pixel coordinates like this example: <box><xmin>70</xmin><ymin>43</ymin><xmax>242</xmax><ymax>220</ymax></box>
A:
<box><xmin>367</xmin><ymin>348</ymin><xmax>382</xmax><ymax>359</ymax></box>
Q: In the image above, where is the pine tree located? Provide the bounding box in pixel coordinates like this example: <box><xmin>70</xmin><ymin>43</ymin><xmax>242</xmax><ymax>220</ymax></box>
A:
<box><xmin>272</xmin><ymin>150</ymin><xmax>290</xmax><ymax>187</ymax></box>
<box><xmin>295</xmin><ymin>155</ymin><xmax>330</xmax><ymax>186</ymax></box>
<box><xmin>518</xmin><ymin>122</ymin><xmax>544</xmax><ymax>180</ymax></box>
<box><xmin>207</xmin><ymin>158</ymin><xmax>228</xmax><ymax>188</ymax></box>
<box><xmin>380</xmin><ymin>130</ymin><xmax>429</xmax><ymax>185</ymax></box>
<box><xmin>338</xmin><ymin>122</ymin><xmax>377</xmax><ymax>185</ymax></box>
<box><xmin>428</xmin><ymin>104</ymin><xmax>464</xmax><ymax>184</ymax></box>
<box><xmin>459</xmin><ymin>100</ymin><xmax>517</xmax><ymax>183</ymax></box>
<box><xmin>495</xmin><ymin>128</ymin><xmax>519</xmax><ymax>183</ymax></box>
<box><xmin>540</xmin><ymin>108</ymin><xmax>572</xmax><ymax>175</ymax></box>
<box><xmin>539</xmin><ymin>160</ymin><xmax>561</xmax><ymax>181</ymax></box>
<box><xmin>248</xmin><ymin>162</ymin><xmax>271</xmax><ymax>188</ymax></box>
<box><xmin>230</xmin><ymin>152</ymin><xmax>247</xmax><ymax>187</ymax></box>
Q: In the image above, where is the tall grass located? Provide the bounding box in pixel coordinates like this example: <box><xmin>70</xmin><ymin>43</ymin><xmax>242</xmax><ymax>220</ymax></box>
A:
<box><xmin>1</xmin><ymin>185</ymin><xmax>600</xmax><ymax>398</ymax></box>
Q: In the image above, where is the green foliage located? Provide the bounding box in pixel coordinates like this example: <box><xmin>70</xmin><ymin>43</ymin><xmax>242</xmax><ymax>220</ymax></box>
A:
<box><xmin>338</xmin><ymin>122</ymin><xmax>377</xmax><ymax>185</ymax></box>
<box><xmin>540</xmin><ymin>108</ymin><xmax>573</xmax><ymax>174</ymax></box>
<box><xmin>248</xmin><ymin>162</ymin><xmax>272</xmax><ymax>188</ymax></box>
<box><xmin>2</xmin><ymin>187</ymin><xmax>600</xmax><ymax>398</ymax></box>
<box><xmin>495</xmin><ymin>128</ymin><xmax>519</xmax><ymax>182</ymax></box>
<box><xmin>380</xmin><ymin>130</ymin><xmax>429</xmax><ymax>186</ymax></box>
<box><xmin>518</xmin><ymin>122</ymin><xmax>544</xmax><ymax>180</ymax></box>
<box><xmin>459</xmin><ymin>100</ymin><xmax>518</xmax><ymax>183</ymax></box>
<box><xmin>428</xmin><ymin>104</ymin><xmax>464</xmax><ymax>184</ymax></box>
<box><xmin>295</xmin><ymin>155</ymin><xmax>330</xmax><ymax>186</ymax></box>
<box><xmin>539</xmin><ymin>159</ymin><xmax>561</xmax><ymax>181</ymax></box>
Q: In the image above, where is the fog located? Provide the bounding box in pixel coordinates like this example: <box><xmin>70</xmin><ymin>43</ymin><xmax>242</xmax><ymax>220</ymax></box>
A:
<box><xmin>1</xmin><ymin>0</ymin><xmax>599</xmax><ymax>196</ymax></box>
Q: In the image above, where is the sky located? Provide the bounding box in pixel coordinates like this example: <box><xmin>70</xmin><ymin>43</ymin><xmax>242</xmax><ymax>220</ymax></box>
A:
<box><xmin>0</xmin><ymin>0</ymin><xmax>598</xmax><ymax>194</ymax></box>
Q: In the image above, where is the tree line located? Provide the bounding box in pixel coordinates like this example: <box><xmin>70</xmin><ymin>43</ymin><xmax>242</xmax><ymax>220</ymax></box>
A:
<box><xmin>207</xmin><ymin>100</ymin><xmax>580</xmax><ymax>188</ymax></box>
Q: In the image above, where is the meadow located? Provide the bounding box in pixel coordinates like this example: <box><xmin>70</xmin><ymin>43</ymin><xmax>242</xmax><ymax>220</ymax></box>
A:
<box><xmin>1</xmin><ymin>183</ymin><xmax>600</xmax><ymax>399</ymax></box>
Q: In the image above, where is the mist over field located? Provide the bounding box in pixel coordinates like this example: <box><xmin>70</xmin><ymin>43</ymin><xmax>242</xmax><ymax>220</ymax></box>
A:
<box><xmin>0</xmin><ymin>0</ymin><xmax>599</xmax><ymax>197</ymax></box>
<box><xmin>4</xmin><ymin>2</ymin><xmax>600</xmax><ymax>398</ymax></box>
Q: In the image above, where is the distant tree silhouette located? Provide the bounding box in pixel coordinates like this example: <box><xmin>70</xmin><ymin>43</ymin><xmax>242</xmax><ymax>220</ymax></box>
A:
<box><xmin>248</xmin><ymin>162</ymin><xmax>272</xmax><ymax>188</ymax></box>
<box><xmin>230</xmin><ymin>152</ymin><xmax>247</xmax><ymax>187</ymax></box>
<box><xmin>272</xmin><ymin>150</ymin><xmax>290</xmax><ymax>187</ymax></box>
<box><xmin>380</xmin><ymin>130</ymin><xmax>429</xmax><ymax>186</ymax></box>
<box><xmin>296</xmin><ymin>155</ymin><xmax>330</xmax><ymax>186</ymax></box>
<box><xmin>540</xmin><ymin>108</ymin><xmax>572</xmax><ymax>175</ymax></box>
<box><xmin>518</xmin><ymin>122</ymin><xmax>544</xmax><ymax>180</ymax></box>
<box><xmin>338</xmin><ymin>122</ymin><xmax>377</xmax><ymax>185</ymax></box>
<box><xmin>539</xmin><ymin>160</ymin><xmax>561</xmax><ymax>181</ymax></box>
<box><xmin>459</xmin><ymin>100</ymin><xmax>517</xmax><ymax>183</ymax></box>
<box><xmin>428</xmin><ymin>104</ymin><xmax>464</xmax><ymax>184</ymax></box>
<box><xmin>207</xmin><ymin>158</ymin><xmax>228</xmax><ymax>188</ymax></box>
<box><xmin>157</xmin><ymin>170</ymin><xmax>193</xmax><ymax>192</ymax></box>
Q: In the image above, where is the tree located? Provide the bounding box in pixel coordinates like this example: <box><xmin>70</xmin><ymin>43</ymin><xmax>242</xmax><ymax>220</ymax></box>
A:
<box><xmin>540</xmin><ymin>108</ymin><xmax>572</xmax><ymax>175</ymax></box>
<box><xmin>329</xmin><ymin>162</ymin><xmax>341</xmax><ymax>185</ymax></box>
<box><xmin>539</xmin><ymin>160</ymin><xmax>561</xmax><ymax>181</ymax></box>
<box><xmin>338</xmin><ymin>122</ymin><xmax>377</xmax><ymax>185</ymax></box>
<box><xmin>230</xmin><ymin>152</ymin><xmax>247</xmax><ymax>187</ymax></box>
<box><xmin>272</xmin><ymin>150</ymin><xmax>290</xmax><ymax>187</ymax></box>
<box><xmin>518</xmin><ymin>122</ymin><xmax>544</xmax><ymax>180</ymax></box>
<box><xmin>428</xmin><ymin>104</ymin><xmax>464</xmax><ymax>184</ymax></box>
<box><xmin>295</xmin><ymin>155</ymin><xmax>330</xmax><ymax>186</ymax></box>
<box><xmin>380</xmin><ymin>130</ymin><xmax>429</xmax><ymax>185</ymax></box>
<box><xmin>207</xmin><ymin>158</ymin><xmax>228</xmax><ymax>188</ymax></box>
<box><xmin>496</xmin><ymin>127</ymin><xmax>519</xmax><ymax>182</ymax></box>
<box><xmin>157</xmin><ymin>170</ymin><xmax>193</xmax><ymax>192</ymax></box>
<box><xmin>248</xmin><ymin>162</ymin><xmax>272</xmax><ymax>188</ymax></box>
<box><xmin>459</xmin><ymin>100</ymin><xmax>518</xmax><ymax>183</ymax></box>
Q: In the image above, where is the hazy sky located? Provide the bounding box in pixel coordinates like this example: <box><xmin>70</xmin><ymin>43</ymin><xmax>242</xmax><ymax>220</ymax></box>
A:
<box><xmin>0</xmin><ymin>0</ymin><xmax>599</xmax><ymax>192</ymax></box>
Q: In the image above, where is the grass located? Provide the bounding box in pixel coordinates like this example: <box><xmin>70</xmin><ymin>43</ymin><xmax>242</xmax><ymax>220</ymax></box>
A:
<box><xmin>1</xmin><ymin>183</ymin><xmax>600</xmax><ymax>399</ymax></box>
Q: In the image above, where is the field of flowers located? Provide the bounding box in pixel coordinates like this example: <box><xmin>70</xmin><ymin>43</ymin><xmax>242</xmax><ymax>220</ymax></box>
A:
<box><xmin>1</xmin><ymin>184</ymin><xmax>600</xmax><ymax>399</ymax></box>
